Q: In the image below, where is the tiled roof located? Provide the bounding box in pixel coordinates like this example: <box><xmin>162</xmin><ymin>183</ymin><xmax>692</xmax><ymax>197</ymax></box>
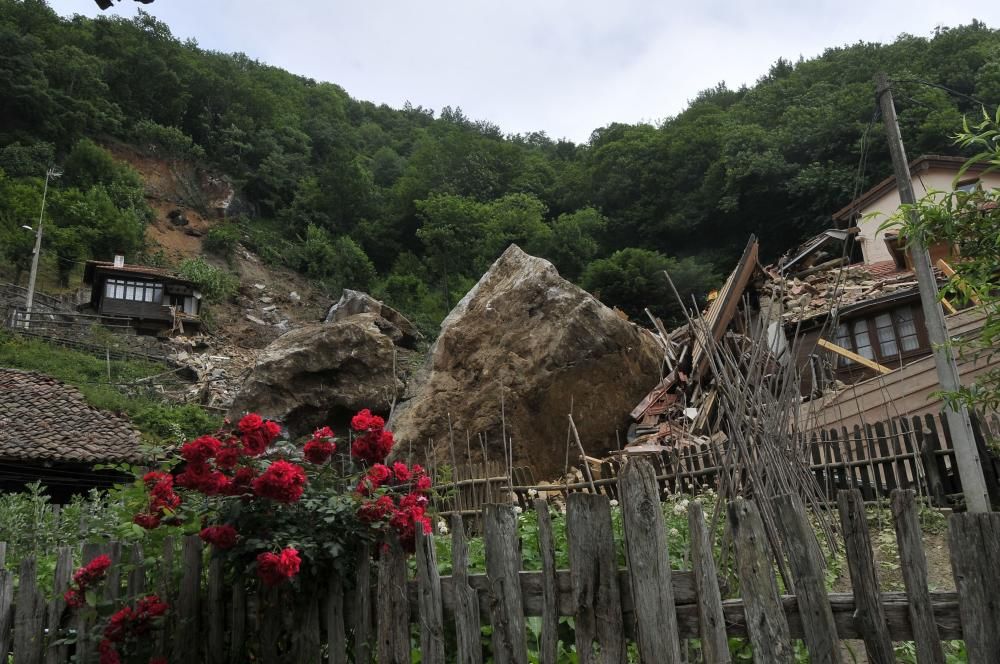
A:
<box><xmin>0</xmin><ymin>369</ymin><xmax>144</xmax><ymax>464</ymax></box>
<box><xmin>864</xmin><ymin>260</ymin><xmax>908</xmax><ymax>279</ymax></box>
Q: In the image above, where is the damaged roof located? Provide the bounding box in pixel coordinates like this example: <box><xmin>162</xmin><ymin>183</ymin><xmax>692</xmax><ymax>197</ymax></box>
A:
<box><xmin>0</xmin><ymin>369</ymin><xmax>144</xmax><ymax>464</ymax></box>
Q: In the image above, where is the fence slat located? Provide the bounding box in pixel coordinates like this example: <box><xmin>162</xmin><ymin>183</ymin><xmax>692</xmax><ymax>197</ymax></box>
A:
<box><xmin>416</xmin><ymin>528</ymin><xmax>445</xmax><ymax>664</ymax></box>
<box><xmin>229</xmin><ymin>581</ymin><xmax>246</xmax><ymax>664</ymax></box>
<box><xmin>688</xmin><ymin>501</ymin><xmax>730</xmax><ymax>664</ymax></box>
<box><xmin>376</xmin><ymin>534</ymin><xmax>409</xmax><ymax>664</ymax></box>
<box><xmin>566</xmin><ymin>493</ymin><xmax>626</xmax><ymax>664</ymax></box>
<box><xmin>354</xmin><ymin>541</ymin><xmax>373</xmax><ymax>663</ymax></box>
<box><xmin>484</xmin><ymin>504</ymin><xmax>528</xmax><ymax>664</ymax></box>
<box><xmin>728</xmin><ymin>497</ymin><xmax>793</xmax><ymax>663</ymax></box>
<box><xmin>326</xmin><ymin>575</ymin><xmax>347</xmax><ymax>664</ymax></box>
<box><xmin>0</xmin><ymin>566</ymin><xmax>11</xmax><ymax>664</ymax></box>
<box><xmin>174</xmin><ymin>535</ymin><xmax>202</xmax><ymax>663</ymax></box>
<box><xmin>76</xmin><ymin>542</ymin><xmax>103</xmax><ymax>664</ymax></box>
<box><xmin>126</xmin><ymin>543</ymin><xmax>145</xmax><ymax>601</ymax></box>
<box><xmin>207</xmin><ymin>556</ymin><xmax>226</xmax><ymax>664</ymax></box>
<box><xmin>293</xmin><ymin>595</ymin><xmax>322</xmax><ymax>664</ymax></box>
<box><xmin>451</xmin><ymin>514</ymin><xmax>483</xmax><ymax>664</ymax></box>
<box><xmin>837</xmin><ymin>490</ymin><xmax>894</xmax><ymax>664</ymax></box>
<box><xmin>533</xmin><ymin>500</ymin><xmax>558</xmax><ymax>664</ymax></box>
<box><xmin>947</xmin><ymin>511</ymin><xmax>1000</xmax><ymax>663</ymax></box>
<box><xmin>45</xmin><ymin>547</ymin><xmax>73</xmax><ymax>664</ymax></box>
<box><xmin>890</xmin><ymin>490</ymin><xmax>945</xmax><ymax>664</ymax></box>
<box><xmin>13</xmin><ymin>556</ymin><xmax>44</xmax><ymax>664</ymax></box>
<box><xmin>155</xmin><ymin>537</ymin><xmax>175</xmax><ymax>662</ymax></box>
<box><xmin>774</xmin><ymin>493</ymin><xmax>841</xmax><ymax>664</ymax></box>
<box><xmin>619</xmin><ymin>459</ymin><xmax>681</xmax><ymax>663</ymax></box>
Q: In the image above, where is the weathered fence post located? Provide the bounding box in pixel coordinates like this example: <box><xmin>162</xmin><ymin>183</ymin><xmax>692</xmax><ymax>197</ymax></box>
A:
<box><xmin>532</xmin><ymin>500</ymin><xmax>558</xmax><ymax>664</ymax></box>
<box><xmin>618</xmin><ymin>459</ymin><xmax>681</xmax><ymax>663</ymax></box>
<box><xmin>13</xmin><ymin>556</ymin><xmax>45</xmax><ymax>664</ymax></box>
<box><xmin>229</xmin><ymin>581</ymin><xmax>246</xmax><ymax>664</ymax></box>
<box><xmin>354</xmin><ymin>541</ymin><xmax>373</xmax><ymax>663</ymax></box>
<box><xmin>376</xmin><ymin>534</ymin><xmax>409</xmax><ymax>664</ymax></box>
<box><xmin>889</xmin><ymin>489</ymin><xmax>945</xmax><ymax>664</ymax></box>
<box><xmin>566</xmin><ymin>493</ymin><xmax>626</xmax><ymax>664</ymax></box>
<box><xmin>0</xmin><ymin>551</ymin><xmax>11</xmax><ymax>664</ymax></box>
<box><xmin>450</xmin><ymin>514</ymin><xmax>482</xmax><ymax>664</ymax></box>
<box><xmin>774</xmin><ymin>493</ymin><xmax>841</xmax><ymax>664</ymax></box>
<box><xmin>76</xmin><ymin>542</ymin><xmax>104</xmax><ymax>664</ymax></box>
<box><xmin>688</xmin><ymin>501</ymin><xmax>730</xmax><ymax>664</ymax></box>
<box><xmin>126</xmin><ymin>543</ymin><xmax>145</xmax><ymax>601</ymax></box>
<box><xmin>174</xmin><ymin>535</ymin><xmax>202</xmax><ymax>663</ymax></box>
<box><xmin>728</xmin><ymin>497</ymin><xmax>793</xmax><ymax>663</ymax></box>
<box><xmin>483</xmin><ymin>504</ymin><xmax>528</xmax><ymax>664</ymax></box>
<box><xmin>416</xmin><ymin>528</ymin><xmax>445</xmax><ymax>664</ymax></box>
<box><xmin>947</xmin><ymin>511</ymin><xmax>1000</xmax><ymax>663</ymax></box>
<box><xmin>326</xmin><ymin>575</ymin><xmax>347</xmax><ymax>664</ymax></box>
<box><xmin>836</xmin><ymin>489</ymin><xmax>894</xmax><ymax>664</ymax></box>
<box><xmin>45</xmin><ymin>547</ymin><xmax>73</xmax><ymax>664</ymax></box>
<box><xmin>207</xmin><ymin>556</ymin><xmax>226</xmax><ymax>664</ymax></box>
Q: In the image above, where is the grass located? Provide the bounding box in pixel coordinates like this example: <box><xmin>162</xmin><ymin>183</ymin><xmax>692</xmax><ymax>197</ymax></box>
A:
<box><xmin>0</xmin><ymin>331</ymin><xmax>219</xmax><ymax>442</ymax></box>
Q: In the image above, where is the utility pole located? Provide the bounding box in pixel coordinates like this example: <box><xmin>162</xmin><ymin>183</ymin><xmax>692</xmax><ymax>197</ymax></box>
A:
<box><xmin>23</xmin><ymin>166</ymin><xmax>60</xmax><ymax>329</ymax></box>
<box><xmin>875</xmin><ymin>72</ymin><xmax>990</xmax><ymax>512</ymax></box>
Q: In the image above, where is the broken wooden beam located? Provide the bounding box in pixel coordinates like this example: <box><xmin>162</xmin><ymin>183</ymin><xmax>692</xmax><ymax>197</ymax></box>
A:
<box><xmin>817</xmin><ymin>338</ymin><xmax>893</xmax><ymax>375</ymax></box>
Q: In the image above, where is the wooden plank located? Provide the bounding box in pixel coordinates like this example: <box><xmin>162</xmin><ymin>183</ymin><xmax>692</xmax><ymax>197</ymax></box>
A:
<box><xmin>229</xmin><ymin>581</ymin><xmax>246</xmax><ymax>664</ymax></box>
<box><xmin>728</xmin><ymin>497</ymin><xmax>793</xmax><ymax>663</ymax></box>
<box><xmin>774</xmin><ymin>493</ymin><xmax>841</xmax><ymax>664</ymax></box>
<box><xmin>450</xmin><ymin>514</ymin><xmax>482</xmax><ymax>664</ymax></box>
<box><xmin>688</xmin><ymin>501</ymin><xmax>730</xmax><ymax>664</ymax></box>
<box><xmin>890</xmin><ymin>490</ymin><xmax>945</xmax><ymax>664</ymax></box>
<box><xmin>126</xmin><ymin>543</ymin><xmax>145</xmax><ymax>601</ymax></box>
<box><xmin>0</xmin><ymin>541</ymin><xmax>5</xmax><ymax>568</ymax></box>
<box><xmin>853</xmin><ymin>425</ymin><xmax>874</xmax><ymax>500</ymax></box>
<box><xmin>376</xmin><ymin>534</ymin><xmax>409</xmax><ymax>664</ymax></box>
<box><xmin>874</xmin><ymin>421</ymin><xmax>897</xmax><ymax>492</ymax></box>
<box><xmin>102</xmin><ymin>541</ymin><xmax>122</xmax><ymax>605</ymax></box>
<box><xmin>566</xmin><ymin>493</ymin><xmax>626</xmax><ymax>664</ymax></box>
<box><xmin>45</xmin><ymin>547</ymin><xmax>73</xmax><ymax>664</ymax></box>
<box><xmin>76</xmin><ymin>542</ymin><xmax>103</xmax><ymax>664</ymax></box>
<box><xmin>326</xmin><ymin>575</ymin><xmax>347</xmax><ymax>664</ymax></box>
<box><xmin>13</xmin><ymin>556</ymin><xmax>44</xmax><ymax>664</ymax></box>
<box><xmin>174</xmin><ymin>535</ymin><xmax>202</xmax><ymax>663</ymax></box>
<box><xmin>533</xmin><ymin>501</ymin><xmax>557</xmax><ymax>664</ymax></box>
<box><xmin>293</xmin><ymin>595</ymin><xmax>322</xmax><ymax>664</ymax></box>
<box><xmin>259</xmin><ymin>586</ymin><xmax>281</xmax><ymax>663</ymax></box>
<box><xmin>0</xmin><ymin>566</ymin><xmax>12</xmax><ymax>664</ymax></box>
<box><xmin>817</xmin><ymin>338</ymin><xmax>893</xmax><ymax>374</ymax></box>
<box><xmin>207</xmin><ymin>556</ymin><xmax>226</xmax><ymax>664</ymax></box>
<box><xmin>483</xmin><ymin>504</ymin><xmax>528</xmax><ymax>664</ymax></box>
<box><xmin>354</xmin><ymin>541</ymin><xmax>373</xmax><ymax>663</ymax></box>
<box><xmin>618</xmin><ymin>459</ymin><xmax>681</xmax><ymax>663</ymax></box>
<box><xmin>837</xmin><ymin>490</ymin><xmax>894</xmax><ymax>664</ymax></box>
<box><xmin>947</xmin><ymin>511</ymin><xmax>1000</xmax><ymax>663</ymax></box>
<box><xmin>914</xmin><ymin>416</ymin><xmax>945</xmax><ymax>505</ymax></box>
<box><xmin>416</xmin><ymin>529</ymin><xmax>445</xmax><ymax>664</ymax></box>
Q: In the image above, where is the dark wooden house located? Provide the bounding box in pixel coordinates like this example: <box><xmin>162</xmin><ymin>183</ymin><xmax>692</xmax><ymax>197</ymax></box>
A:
<box><xmin>83</xmin><ymin>256</ymin><xmax>201</xmax><ymax>334</ymax></box>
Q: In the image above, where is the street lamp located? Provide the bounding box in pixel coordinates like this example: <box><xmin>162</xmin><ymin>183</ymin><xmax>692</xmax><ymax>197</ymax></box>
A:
<box><xmin>23</xmin><ymin>166</ymin><xmax>62</xmax><ymax>329</ymax></box>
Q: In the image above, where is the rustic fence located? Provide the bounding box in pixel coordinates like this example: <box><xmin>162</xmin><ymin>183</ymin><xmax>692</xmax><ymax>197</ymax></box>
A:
<box><xmin>3</xmin><ymin>462</ymin><xmax>1000</xmax><ymax>662</ymax></box>
<box><xmin>432</xmin><ymin>411</ymin><xmax>1000</xmax><ymax>517</ymax></box>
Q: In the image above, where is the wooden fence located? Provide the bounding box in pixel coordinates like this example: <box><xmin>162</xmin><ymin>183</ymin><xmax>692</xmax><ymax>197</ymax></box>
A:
<box><xmin>3</xmin><ymin>462</ymin><xmax>1000</xmax><ymax>662</ymax></box>
<box><xmin>432</xmin><ymin>412</ymin><xmax>1000</xmax><ymax>516</ymax></box>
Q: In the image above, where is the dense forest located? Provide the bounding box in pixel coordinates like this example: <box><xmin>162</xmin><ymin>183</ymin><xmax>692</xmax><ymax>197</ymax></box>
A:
<box><xmin>2</xmin><ymin>0</ymin><xmax>999</xmax><ymax>329</ymax></box>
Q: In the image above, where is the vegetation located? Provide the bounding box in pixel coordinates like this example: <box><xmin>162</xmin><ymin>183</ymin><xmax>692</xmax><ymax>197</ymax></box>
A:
<box><xmin>887</xmin><ymin>109</ymin><xmax>1000</xmax><ymax>415</ymax></box>
<box><xmin>0</xmin><ymin>332</ymin><xmax>218</xmax><ymax>441</ymax></box>
<box><xmin>2</xmin><ymin>3</ymin><xmax>998</xmax><ymax>327</ymax></box>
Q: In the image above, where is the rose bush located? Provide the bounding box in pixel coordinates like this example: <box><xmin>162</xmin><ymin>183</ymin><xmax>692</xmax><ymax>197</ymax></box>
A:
<box><xmin>132</xmin><ymin>408</ymin><xmax>432</xmax><ymax>589</ymax></box>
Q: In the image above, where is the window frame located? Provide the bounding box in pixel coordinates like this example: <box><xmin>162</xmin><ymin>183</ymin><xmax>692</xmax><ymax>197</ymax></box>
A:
<box><xmin>831</xmin><ymin>303</ymin><xmax>929</xmax><ymax>369</ymax></box>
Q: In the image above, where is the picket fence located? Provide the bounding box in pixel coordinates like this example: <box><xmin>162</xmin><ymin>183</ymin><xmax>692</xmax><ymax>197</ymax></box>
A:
<box><xmin>2</xmin><ymin>460</ymin><xmax>1000</xmax><ymax>663</ymax></box>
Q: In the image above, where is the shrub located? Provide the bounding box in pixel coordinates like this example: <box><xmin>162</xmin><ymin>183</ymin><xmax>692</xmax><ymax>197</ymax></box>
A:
<box><xmin>131</xmin><ymin>120</ymin><xmax>206</xmax><ymax>161</ymax></box>
<box><xmin>203</xmin><ymin>223</ymin><xmax>241</xmax><ymax>261</ymax></box>
<box><xmin>177</xmin><ymin>257</ymin><xmax>238</xmax><ymax>303</ymax></box>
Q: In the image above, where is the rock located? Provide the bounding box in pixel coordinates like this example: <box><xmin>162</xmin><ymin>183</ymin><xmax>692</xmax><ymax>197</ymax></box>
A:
<box><xmin>253</xmin><ymin>283</ymin><xmax>266</xmax><ymax>290</ymax></box>
<box><xmin>245</xmin><ymin>314</ymin><xmax>267</xmax><ymax>325</ymax></box>
<box><xmin>167</xmin><ymin>209</ymin><xmax>189</xmax><ymax>226</ymax></box>
<box><xmin>261</xmin><ymin>305</ymin><xmax>277</xmax><ymax>313</ymax></box>
<box><xmin>289</xmin><ymin>291</ymin><xmax>301</xmax><ymax>303</ymax></box>
<box><xmin>259</xmin><ymin>296</ymin><xmax>273</xmax><ymax>304</ymax></box>
<box><xmin>388</xmin><ymin>244</ymin><xmax>662</xmax><ymax>480</ymax></box>
<box><xmin>229</xmin><ymin>312</ymin><xmax>418</xmax><ymax>437</ymax></box>
<box><xmin>324</xmin><ymin>289</ymin><xmax>421</xmax><ymax>348</ymax></box>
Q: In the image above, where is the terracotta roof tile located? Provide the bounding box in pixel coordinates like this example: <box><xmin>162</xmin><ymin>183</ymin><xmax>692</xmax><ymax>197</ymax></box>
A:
<box><xmin>0</xmin><ymin>369</ymin><xmax>144</xmax><ymax>464</ymax></box>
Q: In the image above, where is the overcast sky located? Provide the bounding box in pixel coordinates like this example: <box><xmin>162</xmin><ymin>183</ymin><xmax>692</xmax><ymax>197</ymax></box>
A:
<box><xmin>45</xmin><ymin>0</ymin><xmax>1000</xmax><ymax>143</ymax></box>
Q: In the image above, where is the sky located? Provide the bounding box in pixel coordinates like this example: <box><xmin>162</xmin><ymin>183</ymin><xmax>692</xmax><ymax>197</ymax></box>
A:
<box><xmin>46</xmin><ymin>0</ymin><xmax>1000</xmax><ymax>143</ymax></box>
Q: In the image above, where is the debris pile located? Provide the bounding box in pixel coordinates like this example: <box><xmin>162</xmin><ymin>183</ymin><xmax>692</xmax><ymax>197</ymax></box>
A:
<box><xmin>165</xmin><ymin>335</ymin><xmax>259</xmax><ymax>409</ymax></box>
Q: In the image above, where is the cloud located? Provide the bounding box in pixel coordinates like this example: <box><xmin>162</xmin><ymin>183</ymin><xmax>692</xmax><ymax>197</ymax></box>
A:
<box><xmin>45</xmin><ymin>0</ymin><xmax>1000</xmax><ymax>142</ymax></box>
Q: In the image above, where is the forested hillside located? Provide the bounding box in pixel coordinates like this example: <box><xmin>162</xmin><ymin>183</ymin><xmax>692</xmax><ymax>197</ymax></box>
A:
<box><xmin>2</xmin><ymin>0</ymin><xmax>999</xmax><ymax>328</ymax></box>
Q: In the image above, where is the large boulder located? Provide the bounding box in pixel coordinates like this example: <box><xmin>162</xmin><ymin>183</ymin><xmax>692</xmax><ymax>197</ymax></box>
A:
<box><xmin>324</xmin><ymin>289</ymin><xmax>421</xmax><ymax>348</ymax></box>
<box><xmin>389</xmin><ymin>245</ymin><xmax>662</xmax><ymax>479</ymax></box>
<box><xmin>229</xmin><ymin>312</ymin><xmax>418</xmax><ymax>437</ymax></box>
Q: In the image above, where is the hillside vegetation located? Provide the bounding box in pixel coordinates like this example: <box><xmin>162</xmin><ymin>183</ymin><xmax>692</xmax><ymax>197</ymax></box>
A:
<box><xmin>2</xmin><ymin>1</ymin><xmax>1000</xmax><ymax>327</ymax></box>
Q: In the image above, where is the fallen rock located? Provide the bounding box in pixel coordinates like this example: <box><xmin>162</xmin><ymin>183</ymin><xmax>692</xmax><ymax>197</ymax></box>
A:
<box><xmin>324</xmin><ymin>289</ymin><xmax>421</xmax><ymax>348</ymax></box>
<box><xmin>229</xmin><ymin>312</ymin><xmax>418</xmax><ymax>437</ymax></box>
<box><xmin>388</xmin><ymin>244</ymin><xmax>662</xmax><ymax>480</ymax></box>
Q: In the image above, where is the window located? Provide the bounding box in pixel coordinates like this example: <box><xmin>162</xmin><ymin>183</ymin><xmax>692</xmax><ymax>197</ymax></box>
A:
<box><xmin>956</xmin><ymin>179</ymin><xmax>980</xmax><ymax>194</ymax></box>
<box><xmin>830</xmin><ymin>305</ymin><xmax>927</xmax><ymax>369</ymax></box>
<box><xmin>104</xmin><ymin>278</ymin><xmax>163</xmax><ymax>304</ymax></box>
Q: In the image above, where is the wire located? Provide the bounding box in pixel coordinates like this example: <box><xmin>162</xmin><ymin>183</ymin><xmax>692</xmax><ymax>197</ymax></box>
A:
<box><xmin>891</xmin><ymin>78</ymin><xmax>990</xmax><ymax>109</ymax></box>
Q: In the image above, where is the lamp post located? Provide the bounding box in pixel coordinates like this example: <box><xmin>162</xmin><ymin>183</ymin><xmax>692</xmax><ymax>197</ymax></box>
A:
<box><xmin>23</xmin><ymin>166</ymin><xmax>61</xmax><ymax>329</ymax></box>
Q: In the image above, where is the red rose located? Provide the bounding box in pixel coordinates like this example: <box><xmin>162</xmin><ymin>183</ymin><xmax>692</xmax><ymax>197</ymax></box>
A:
<box><xmin>264</xmin><ymin>420</ymin><xmax>282</xmax><ymax>442</ymax></box>
<box><xmin>392</xmin><ymin>462</ymin><xmax>411</xmax><ymax>483</ymax></box>
<box><xmin>199</xmin><ymin>525</ymin><xmax>238</xmax><ymax>549</ymax></box>
<box><xmin>358</xmin><ymin>495</ymin><xmax>394</xmax><ymax>523</ymax></box>
<box><xmin>313</xmin><ymin>425</ymin><xmax>334</xmax><ymax>440</ymax></box>
<box><xmin>415</xmin><ymin>475</ymin><xmax>432</xmax><ymax>493</ymax></box>
<box><xmin>64</xmin><ymin>587</ymin><xmax>84</xmax><ymax>608</ymax></box>
<box><xmin>215</xmin><ymin>441</ymin><xmax>240</xmax><ymax>469</ymax></box>
<box><xmin>180</xmin><ymin>436</ymin><xmax>221</xmax><ymax>463</ymax></box>
<box><xmin>368</xmin><ymin>463</ymin><xmax>391</xmax><ymax>485</ymax></box>
<box><xmin>240</xmin><ymin>429</ymin><xmax>269</xmax><ymax>456</ymax></box>
<box><xmin>224</xmin><ymin>466</ymin><xmax>257</xmax><ymax>496</ymax></box>
<box><xmin>252</xmin><ymin>460</ymin><xmax>307</xmax><ymax>503</ymax></box>
<box><xmin>238</xmin><ymin>413</ymin><xmax>264</xmax><ymax>433</ymax></box>
<box><xmin>350</xmin><ymin>409</ymin><xmax>384</xmax><ymax>432</ymax></box>
<box><xmin>73</xmin><ymin>555</ymin><xmax>111</xmax><ymax>587</ymax></box>
<box><xmin>256</xmin><ymin>547</ymin><xmax>301</xmax><ymax>586</ymax></box>
<box><xmin>133</xmin><ymin>513</ymin><xmax>162</xmax><ymax>530</ymax></box>
<box><xmin>303</xmin><ymin>438</ymin><xmax>335</xmax><ymax>464</ymax></box>
<box><xmin>99</xmin><ymin>639</ymin><xmax>121</xmax><ymax>664</ymax></box>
